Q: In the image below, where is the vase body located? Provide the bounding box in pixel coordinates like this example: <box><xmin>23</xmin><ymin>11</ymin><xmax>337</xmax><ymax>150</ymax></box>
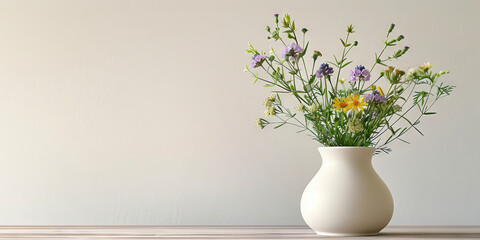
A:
<box><xmin>300</xmin><ymin>147</ymin><xmax>393</xmax><ymax>236</ymax></box>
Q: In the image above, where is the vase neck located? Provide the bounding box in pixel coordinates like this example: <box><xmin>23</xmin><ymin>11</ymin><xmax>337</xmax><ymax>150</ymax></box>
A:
<box><xmin>318</xmin><ymin>147</ymin><xmax>375</xmax><ymax>167</ymax></box>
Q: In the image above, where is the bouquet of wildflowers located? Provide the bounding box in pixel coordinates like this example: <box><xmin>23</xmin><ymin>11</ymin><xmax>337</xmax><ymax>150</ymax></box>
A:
<box><xmin>245</xmin><ymin>14</ymin><xmax>454</xmax><ymax>154</ymax></box>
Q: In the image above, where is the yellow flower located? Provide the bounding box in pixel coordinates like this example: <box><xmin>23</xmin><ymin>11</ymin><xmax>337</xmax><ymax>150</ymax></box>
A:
<box><xmin>339</xmin><ymin>78</ymin><xmax>346</xmax><ymax>83</ymax></box>
<box><xmin>419</xmin><ymin>62</ymin><xmax>433</xmax><ymax>71</ymax></box>
<box><xmin>377</xmin><ymin>86</ymin><xmax>384</xmax><ymax>95</ymax></box>
<box><xmin>332</xmin><ymin>97</ymin><xmax>350</xmax><ymax>113</ymax></box>
<box><xmin>347</xmin><ymin>94</ymin><xmax>368</xmax><ymax>111</ymax></box>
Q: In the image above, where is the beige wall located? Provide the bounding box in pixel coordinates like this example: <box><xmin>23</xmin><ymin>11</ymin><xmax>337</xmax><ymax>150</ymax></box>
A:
<box><xmin>0</xmin><ymin>0</ymin><xmax>478</xmax><ymax>225</ymax></box>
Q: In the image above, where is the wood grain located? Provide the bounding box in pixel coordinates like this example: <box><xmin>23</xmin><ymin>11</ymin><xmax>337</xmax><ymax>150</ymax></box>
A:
<box><xmin>0</xmin><ymin>226</ymin><xmax>478</xmax><ymax>239</ymax></box>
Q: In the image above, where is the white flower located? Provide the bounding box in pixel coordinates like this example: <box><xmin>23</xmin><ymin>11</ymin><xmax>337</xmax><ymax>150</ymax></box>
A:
<box><xmin>347</xmin><ymin>119</ymin><xmax>364</xmax><ymax>133</ymax></box>
<box><xmin>307</xmin><ymin>104</ymin><xmax>319</xmax><ymax>113</ymax></box>
<box><xmin>255</xmin><ymin>118</ymin><xmax>268</xmax><ymax>129</ymax></box>
<box><xmin>295</xmin><ymin>104</ymin><xmax>306</xmax><ymax>112</ymax></box>
<box><xmin>263</xmin><ymin>94</ymin><xmax>276</xmax><ymax>107</ymax></box>
<box><xmin>264</xmin><ymin>106</ymin><xmax>275</xmax><ymax>117</ymax></box>
<box><xmin>406</xmin><ymin>67</ymin><xmax>424</xmax><ymax>81</ymax></box>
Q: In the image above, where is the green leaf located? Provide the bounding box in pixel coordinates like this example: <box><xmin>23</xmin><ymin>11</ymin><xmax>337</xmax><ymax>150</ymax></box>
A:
<box><xmin>333</xmin><ymin>55</ymin><xmax>340</xmax><ymax>65</ymax></box>
<box><xmin>341</xmin><ymin>61</ymin><xmax>353</xmax><ymax>68</ymax></box>
<box><xmin>340</xmin><ymin>38</ymin><xmax>346</xmax><ymax>47</ymax></box>
<box><xmin>424</xmin><ymin>112</ymin><xmax>436</xmax><ymax>115</ymax></box>
<box><xmin>329</xmin><ymin>92</ymin><xmax>336</xmax><ymax>101</ymax></box>
<box><xmin>245</xmin><ymin>43</ymin><xmax>259</xmax><ymax>54</ymax></box>
<box><xmin>326</xmin><ymin>61</ymin><xmax>339</xmax><ymax>68</ymax></box>
<box><xmin>413</xmin><ymin>91</ymin><xmax>429</xmax><ymax>105</ymax></box>
<box><xmin>397</xmin><ymin>138</ymin><xmax>410</xmax><ymax>144</ymax></box>
<box><xmin>244</xmin><ymin>65</ymin><xmax>250</xmax><ymax>73</ymax></box>
<box><xmin>299</xmin><ymin>42</ymin><xmax>309</xmax><ymax>58</ymax></box>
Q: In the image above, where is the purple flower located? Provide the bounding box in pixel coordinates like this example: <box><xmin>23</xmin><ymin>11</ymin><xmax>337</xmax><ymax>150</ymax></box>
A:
<box><xmin>250</xmin><ymin>54</ymin><xmax>266</xmax><ymax>68</ymax></box>
<box><xmin>350</xmin><ymin>70</ymin><xmax>357</xmax><ymax>82</ymax></box>
<box><xmin>316</xmin><ymin>63</ymin><xmax>334</xmax><ymax>78</ymax></box>
<box><xmin>375</xmin><ymin>94</ymin><xmax>386</xmax><ymax>102</ymax></box>
<box><xmin>282</xmin><ymin>43</ymin><xmax>303</xmax><ymax>62</ymax></box>
<box><xmin>362</xmin><ymin>69</ymin><xmax>370</xmax><ymax>81</ymax></box>
<box><xmin>350</xmin><ymin>65</ymin><xmax>370</xmax><ymax>82</ymax></box>
<box><xmin>355</xmin><ymin>69</ymin><xmax>362</xmax><ymax>77</ymax></box>
<box><xmin>365</xmin><ymin>91</ymin><xmax>386</xmax><ymax>103</ymax></box>
<box><xmin>364</xmin><ymin>94</ymin><xmax>374</xmax><ymax>102</ymax></box>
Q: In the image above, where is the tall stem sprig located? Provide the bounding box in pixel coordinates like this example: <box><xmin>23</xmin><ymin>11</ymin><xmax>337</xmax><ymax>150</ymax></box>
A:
<box><xmin>334</xmin><ymin>25</ymin><xmax>356</xmax><ymax>93</ymax></box>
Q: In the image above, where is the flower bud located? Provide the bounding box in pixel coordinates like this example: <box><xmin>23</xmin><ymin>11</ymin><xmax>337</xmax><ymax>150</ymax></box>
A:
<box><xmin>388</xmin><ymin>23</ymin><xmax>395</xmax><ymax>33</ymax></box>
<box><xmin>302</xmin><ymin>28</ymin><xmax>308</xmax><ymax>34</ymax></box>
<box><xmin>274</xmin><ymin>13</ymin><xmax>279</xmax><ymax>23</ymax></box>
<box><xmin>353</xmin><ymin>41</ymin><xmax>358</xmax><ymax>46</ymax></box>
<box><xmin>396</xmin><ymin>35</ymin><xmax>404</xmax><ymax>41</ymax></box>
<box><xmin>347</xmin><ymin>24</ymin><xmax>355</xmax><ymax>33</ymax></box>
<box><xmin>377</xmin><ymin>86</ymin><xmax>385</xmax><ymax>95</ymax></box>
<box><xmin>395</xmin><ymin>69</ymin><xmax>405</xmax><ymax>76</ymax></box>
<box><xmin>370</xmin><ymin>85</ymin><xmax>376</xmax><ymax>90</ymax></box>
<box><xmin>313</xmin><ymin>50</ymin><xmax>322</xmax><ymax>60</ymax></box>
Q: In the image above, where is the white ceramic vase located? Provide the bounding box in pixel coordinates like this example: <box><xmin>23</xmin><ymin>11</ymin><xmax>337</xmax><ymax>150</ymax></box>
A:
<box><xmin>300</xmin><ymin>147</ymin><xmax>393</xmax><ymax>236</ymax></box>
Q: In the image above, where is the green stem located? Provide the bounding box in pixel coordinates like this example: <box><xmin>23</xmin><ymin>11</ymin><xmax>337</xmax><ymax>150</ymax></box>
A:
<box><xmin>334</xmin><ymin>32</ymin><xmax>351</xmax><ymax>92</ymax></box>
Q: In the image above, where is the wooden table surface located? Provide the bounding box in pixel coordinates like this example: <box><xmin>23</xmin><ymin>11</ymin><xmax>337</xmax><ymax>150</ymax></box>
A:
<box><xmin>0</xmin><ymin>226</ymin><xmax>478</xmax><ymax>239</ymax></box>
